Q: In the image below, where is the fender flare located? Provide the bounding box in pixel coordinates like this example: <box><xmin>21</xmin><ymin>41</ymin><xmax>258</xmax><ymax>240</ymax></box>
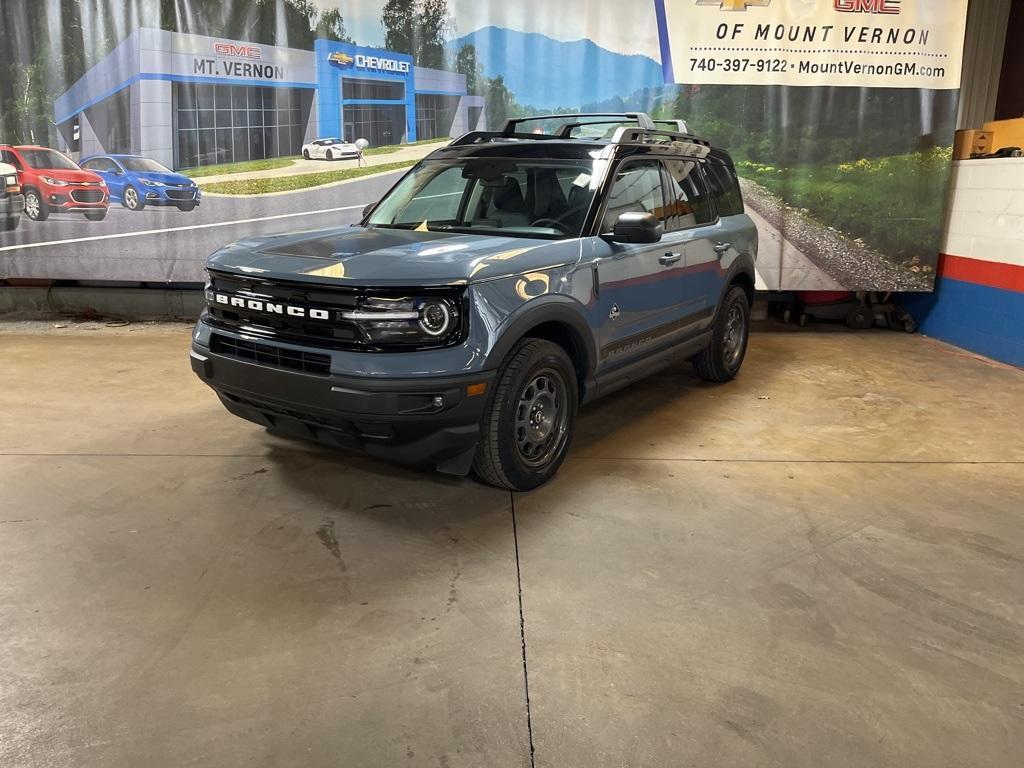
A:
<box><xmin>482</xmin><ymin>295</ymin><xmax>599</xmax><ymax>390</ymax></box>
<box><xmin>717</xmin><ymin>253</ymin><xmax>757</xmax><ymax>312</ymax></box>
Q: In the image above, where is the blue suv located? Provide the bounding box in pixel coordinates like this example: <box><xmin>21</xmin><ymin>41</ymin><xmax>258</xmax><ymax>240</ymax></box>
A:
<box><xmin>190</xmin><ymin>113</ymin><xmax>758</xmax><ymax>489</ymax></box>
<box><xmin>79</xmin><ymin>154</ymin><xmax>201</xmax><ymax>212</ymax></box>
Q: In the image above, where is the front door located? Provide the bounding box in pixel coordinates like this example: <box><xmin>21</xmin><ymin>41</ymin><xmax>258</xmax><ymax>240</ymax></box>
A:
<box><xmin>596</xmin><ymin>158</ymin><xmax>687</xmax><ymax>372</ymax></box>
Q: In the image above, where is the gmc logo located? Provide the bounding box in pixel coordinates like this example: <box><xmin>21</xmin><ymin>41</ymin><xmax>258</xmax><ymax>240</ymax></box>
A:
<box><xmin>834</xmin><ymin>0</ymin><xmax>901</xmax><ymax>13</ymax></box>
<box><xmin>213</xmin><ymin>42</ymin><xmax>262</xmax><ymax>59</ymax></box>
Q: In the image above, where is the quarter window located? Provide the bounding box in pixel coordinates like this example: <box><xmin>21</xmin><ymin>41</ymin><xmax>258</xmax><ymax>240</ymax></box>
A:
<box><xmin>662</xmin><ymin>160</ymin><xmax>715</xmax><ymax>230</ymax></box>
<box><xmin>602</xmin><ymin>161</ymin><xmax>666</xmax><ymax>232</ymax></box>
<box><xmin>704</xmin><ymin>160</ymin><xmax>745</xmax><ymax>217</ymax></box>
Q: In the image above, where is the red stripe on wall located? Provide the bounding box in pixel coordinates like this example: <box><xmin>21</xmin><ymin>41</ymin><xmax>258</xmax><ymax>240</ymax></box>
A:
<box><xmin>938</xmin><ymin>253</ymin><xmax>1024</xmax><ymax>293</ymax></box>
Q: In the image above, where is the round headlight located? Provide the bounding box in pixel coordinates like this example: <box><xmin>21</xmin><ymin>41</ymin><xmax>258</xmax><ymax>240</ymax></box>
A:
<box><xmin>419</xmin><ymin>300</ymin><xmax>452</xmax><ymax>337</ymax></box>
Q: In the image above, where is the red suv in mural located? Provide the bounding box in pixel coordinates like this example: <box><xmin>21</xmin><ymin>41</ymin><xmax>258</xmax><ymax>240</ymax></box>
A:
<box><xmin>0</xmin><ymin>145</ymin><xmax>109</xmax><ymax>222</ymax></box>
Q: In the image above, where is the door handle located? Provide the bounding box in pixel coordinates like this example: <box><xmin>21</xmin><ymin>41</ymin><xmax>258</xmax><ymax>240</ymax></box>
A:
<box><xmin>659</xmin><ymin>252</ymin><xmax>682</xmax><ymax>266</ymax></box>
<box><xmin>713</xmin><ymin>242</ymin><xmax>731</xmax><ymax>254</ymax></box>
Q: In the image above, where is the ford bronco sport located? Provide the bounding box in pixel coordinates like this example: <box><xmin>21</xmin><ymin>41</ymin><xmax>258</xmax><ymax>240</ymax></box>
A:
<box><xmin>191</xmin><ymin>113</ymin><xmax>758</xmax><ymax>490</ymax></box>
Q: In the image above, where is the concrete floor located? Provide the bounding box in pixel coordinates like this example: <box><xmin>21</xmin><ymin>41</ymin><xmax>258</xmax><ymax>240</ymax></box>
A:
<box><xmin>1</xmin><ymin>322</ymin><xmax>1022</xmax><ymax>767</ymax></box>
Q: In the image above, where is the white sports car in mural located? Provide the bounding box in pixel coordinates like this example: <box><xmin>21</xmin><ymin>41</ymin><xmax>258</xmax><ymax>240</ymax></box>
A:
<box><xmin>301</xmin><ymin>138</ymin><xmax>361</xmax><ymax>161</ymax></box>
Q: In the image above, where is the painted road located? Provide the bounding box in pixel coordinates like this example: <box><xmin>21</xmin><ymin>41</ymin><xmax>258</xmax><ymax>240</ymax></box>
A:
<box><xmin>0</xmin><ymin>170</ymin><xmax>407</xmax><ymax>283</ymax></box>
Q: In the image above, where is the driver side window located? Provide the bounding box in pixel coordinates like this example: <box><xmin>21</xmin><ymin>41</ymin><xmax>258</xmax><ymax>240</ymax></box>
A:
<box><xmin>602</xmin><ymin>160</ymin><xmax>666</xmax><ymax>232</ymax></box>
<box><xmin>391</xmin><ymin>166</ymin><xmax>466</xmax><ymax>224</ymax></box>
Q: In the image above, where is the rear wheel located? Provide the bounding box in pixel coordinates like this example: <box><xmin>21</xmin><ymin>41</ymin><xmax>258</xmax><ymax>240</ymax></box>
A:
<box><xmin>473</xmin><ymin>338</ymin><xmax>578</xmax><ymax>491</ymax></box>
<box><xmin>326</xmin><ymin>149</ymin><xmax>334</xmax><ymax>161</ymax></box>
<box><xmin>2</xmin><ymin>215</ymin><xmax>18</xmax><ymax>231</ymax></box>
<box><xmin>23</xmin><ymin>188</ymin><xmax>48</xmax><ymax>221</ymax></box>
<box><xmin>692</xmin><ymin>285</ymin><xmax>750</xmax><ymax>383</ymax></box>
<box><xmin>123</xmin><ymin>185</ymin><xmax>144</xmax><ymax>211</ymax></box>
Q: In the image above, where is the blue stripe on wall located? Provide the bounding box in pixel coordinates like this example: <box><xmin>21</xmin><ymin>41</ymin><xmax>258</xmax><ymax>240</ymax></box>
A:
<box><xmin>904</xmin><ymin>277</ymin><xmax>1024</xmax><ymax>367</ymax></box>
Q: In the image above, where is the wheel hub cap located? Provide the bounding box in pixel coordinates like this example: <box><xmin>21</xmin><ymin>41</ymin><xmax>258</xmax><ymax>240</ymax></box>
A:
<box><xmin>515</xmin><ymin>371</ymin><xmax>567</xmax><ymax>468</ymax></box>
<box><xmin>723</xmin><ymin>306</ymin><xmax>746</xmax><ymax>367</ymax></box>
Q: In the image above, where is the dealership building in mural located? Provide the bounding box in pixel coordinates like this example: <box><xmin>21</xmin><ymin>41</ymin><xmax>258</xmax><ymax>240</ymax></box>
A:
<box><xmin>53</xmin><ymin>28</ymin><xmax>486</xmax><ymax>170</ymax></box>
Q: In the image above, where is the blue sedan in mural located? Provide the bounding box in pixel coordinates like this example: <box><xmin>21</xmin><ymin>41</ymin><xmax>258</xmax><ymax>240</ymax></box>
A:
<box><xmin>79</xmin><ymin>154</ymin><xmax>201</xmax><ymax>212</ymax></box>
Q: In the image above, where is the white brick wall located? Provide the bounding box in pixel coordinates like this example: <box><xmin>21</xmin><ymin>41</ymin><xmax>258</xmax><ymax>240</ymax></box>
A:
<box><xmin>943</xmin><ymin>158</ymin><xmax>1024</xmax><ymax>267</ymax></box>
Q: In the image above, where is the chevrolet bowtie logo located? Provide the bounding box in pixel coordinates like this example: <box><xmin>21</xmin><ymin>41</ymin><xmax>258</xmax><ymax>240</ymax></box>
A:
<box><xmin>696</xmin><ymin>0</ymin><xmax>772</xmax><ymax>9</ymax></box>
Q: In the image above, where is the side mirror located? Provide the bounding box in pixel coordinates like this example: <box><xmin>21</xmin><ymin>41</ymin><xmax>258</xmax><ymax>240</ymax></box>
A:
<box><xmin>361</xmin><ymin>203</ymin><xmax>375</xmax><ymax>220</ymax></box>
<box><xmin>607</xmin><ymin>211</ymin><xmax>663</xmax><ymax>244</ymax></box>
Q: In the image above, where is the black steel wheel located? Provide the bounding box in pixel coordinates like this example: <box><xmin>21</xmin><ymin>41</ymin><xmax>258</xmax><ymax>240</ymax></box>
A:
<box><xmin>473</xmin><ymin>338</ymin><xmax>578</xmax><ymax>490</ymax></box>
<box><xmin>692</xmin><ymin>285</ymin><xmax>750</xmax><ymax>383</ymax></box>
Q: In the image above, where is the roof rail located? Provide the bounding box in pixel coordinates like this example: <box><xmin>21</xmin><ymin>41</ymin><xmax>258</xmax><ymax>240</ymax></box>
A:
<box><xmin>500</xmin><ymin>112</ymin><xmax>656</xmax><ymax>137</ymax></box>
<box><xmin>654</xmin><ymin>118</ymin><xmax>691</xmax><ymax>134</ymax></box>
<box><xmin>610</xmin><ymin>126</ymin><xmax>712</xmax><ymax>157</ymax></box>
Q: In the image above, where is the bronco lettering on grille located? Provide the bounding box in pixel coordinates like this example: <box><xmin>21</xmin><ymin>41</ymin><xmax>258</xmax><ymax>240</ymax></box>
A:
<box><xmin>213</xmin><ymin>293</ymin><xmax>332</xmax><ymax>320</ymax></box>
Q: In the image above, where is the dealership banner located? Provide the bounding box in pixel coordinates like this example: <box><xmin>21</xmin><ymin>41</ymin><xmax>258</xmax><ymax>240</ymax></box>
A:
<box><xmin>0</xmin><ymin>0</ymin><xmax>970</xmax><ymax>292</ymax></box>
<box><xmin>656</xmin><ymin>0</ymin><xmax>969</xmax><ymax>89</ymax></box>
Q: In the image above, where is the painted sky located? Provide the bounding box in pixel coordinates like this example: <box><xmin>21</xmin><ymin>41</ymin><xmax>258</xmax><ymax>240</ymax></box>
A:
<box><xmin>316</xmin><ymin>0</ymin><xmax>662</xmax><ymax>61</ymax></box>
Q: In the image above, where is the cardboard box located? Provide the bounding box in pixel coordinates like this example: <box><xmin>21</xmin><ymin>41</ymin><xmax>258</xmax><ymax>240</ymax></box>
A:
<box><xmin>982</xmin><ymin>117</ymin><xmax>1024</xmax><ymax>153</ymax></box>
<box><xmin>953</xmin><ymin>129</ymin><xmax>994</xmax><ymax>159</ymax></box>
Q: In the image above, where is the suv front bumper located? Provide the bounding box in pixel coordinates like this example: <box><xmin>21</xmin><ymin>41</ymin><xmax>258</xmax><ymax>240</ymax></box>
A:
<box><xmin>190</xmin><ymin>340</ymin><xmax>495</xmax><ymax>475</ymax></box>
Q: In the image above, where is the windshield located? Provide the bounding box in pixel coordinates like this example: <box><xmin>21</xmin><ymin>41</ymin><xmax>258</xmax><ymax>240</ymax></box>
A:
<box><xmin>366</xmin><ymin>158</ymin><xmax>600</xmax><ymax>239</ymax></box>
<box><xmin>122</xmin><ymin>157</ymin><xmax>172</xmax><ymax>174</ymax></box>
<box><xmin>21</xmin><ymin>149</ymin><xmax>80</xmax><ymax>171</ymax></box>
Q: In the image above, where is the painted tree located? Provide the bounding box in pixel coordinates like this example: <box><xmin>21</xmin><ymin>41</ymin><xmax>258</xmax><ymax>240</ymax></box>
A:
<box><xmin>381</xmin><ymin>0</ymin><xmax>450</xmax><ymax>69</ymax></box>
<box><xmin>454</xmin><ymin>44</ymin><xmax>482</xmax><ymax>94</ymax></box>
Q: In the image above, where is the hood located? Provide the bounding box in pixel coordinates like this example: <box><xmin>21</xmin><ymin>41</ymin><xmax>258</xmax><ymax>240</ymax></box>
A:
<box><xmin>133</xmin><ymin>171</ymin><xmax>195</xmax><ymax>186</ymax></box>
<box><xmin>38</xmin><ymin>168</ymin><xmax>103</xmax><ymax>184</ymax></box>
<box><xmin>207</xmin><ymin>226</ymin><xmax>581</xmax><ymax>286</ymax></box>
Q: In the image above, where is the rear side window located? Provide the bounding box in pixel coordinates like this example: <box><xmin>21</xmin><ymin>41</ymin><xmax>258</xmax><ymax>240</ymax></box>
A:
<box><xmin>663</xmin><ymin>160</ymin><xmax>715</xmax><ymax>230</ymax></box>
<box><xmin>602</xmin><ymin>160</ymin><xmax>666</xmax><ymax>232</ymax></box>
<box><xmin>704</xmin><ymin>159</ymin><xmax>744</xmax><ymax>217</ymax></box>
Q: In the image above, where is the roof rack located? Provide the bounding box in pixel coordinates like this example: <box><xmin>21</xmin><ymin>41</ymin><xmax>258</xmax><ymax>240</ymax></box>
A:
<box><xmin>500</xmin><ymin>112</ymin><xmax>656</xmax><ymax>137</ymax></box>
<box><xmin>447</xmin><ymin>112</ymin><xmax>711</xmax><ymax>156</ymax></box>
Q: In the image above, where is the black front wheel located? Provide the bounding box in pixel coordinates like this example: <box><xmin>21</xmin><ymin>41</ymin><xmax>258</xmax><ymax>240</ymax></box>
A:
<box><xmin>84</xmin><ymin>210</ymin><xmax>107</xmax><ymax>221</ymax></box>
<box><xmin>177</xmin><ymin>202</ymin><xmax>196</xmax><ymax>212</ymax></box>
<box><xmin>692</xmin><ymin>285</ymin><xmax>750</xmax><ymax>383</ymax></box>
<box><xmin>473</xmin><ymin>338</ymin><xmax>578</xmax><ymax>491</ymax></box>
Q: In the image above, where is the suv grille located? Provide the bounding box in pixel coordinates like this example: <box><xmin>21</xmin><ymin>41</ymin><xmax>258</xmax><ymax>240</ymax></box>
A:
<box><xmin>210</xmin><ymin>333</ymin><xmax>331</xmax><ymax>376</ymax></box>
<box><xmin>70</xmin><ymin>189</ymin><xmax>104</xmax><ymax>203</ymax></box>
<box><xmin>206</xmin><ymin>270</ymin><xmax>363</xmax><ymax>349</ymax></box>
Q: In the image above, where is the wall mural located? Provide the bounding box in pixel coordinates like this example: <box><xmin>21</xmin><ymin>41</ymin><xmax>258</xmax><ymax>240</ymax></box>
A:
<box><xmin>0</xmin><ymin>0</ymin><xmax>969</xmax><ymax>290</ymax></box>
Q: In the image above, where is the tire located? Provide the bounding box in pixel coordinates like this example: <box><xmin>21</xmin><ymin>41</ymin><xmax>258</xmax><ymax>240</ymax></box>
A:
<box><xmin>845</xmin><ymin>304</ymin><xmax>874</xmax><ymax>330</ymax></box>
<box><xmin>23</xmin><ymin>188</ymin><xmax>48</xmax><ymax>221</ymax></box>
<box><xmin>302</xmin><ymin>149</ymin><xmax>310</xmax><ymax>159</ymax></box>
<box><xmin>122</xmin><ymin>185</ymin><xmax>144</xmax><ymax>211</ymax></box>
<box><xmin>84</xmin><ymin>210</ymin><xmax>107</xmax><ymax>221</ymax></box>
<box><xmin>2</xmin><ymin>215</ymin><xmax>18</xmax><ymax>231</ymax></box>
<box><xmin>176</xmin><ymin>202</ymin><xmax>196</xmax><ymax>212</ymax></box>
<box><xmin>473</xmin><ymin>338</ymin><xmax>578</xmax><ymax>491</ymax></box>
<box><xmin>692</xmin><ymin>286</ymin><xmax>750</xmax><ymax>383</ymax></box>
<box><xmin>326</xmin><ymin>149</ymin><xmax>334</xmax><ymax>161</ymax></box>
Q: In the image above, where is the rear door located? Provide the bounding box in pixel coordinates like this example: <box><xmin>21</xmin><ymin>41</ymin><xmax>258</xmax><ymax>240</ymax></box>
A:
<box><xmin>660</xmin><ymin>159</ymin><xmax>723</xmax><ymax>334</ymax></box>
<box><xmin>596</xmin><ymin>158</ymin><xmax>687</xmax><ymax>370</ymax></box>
